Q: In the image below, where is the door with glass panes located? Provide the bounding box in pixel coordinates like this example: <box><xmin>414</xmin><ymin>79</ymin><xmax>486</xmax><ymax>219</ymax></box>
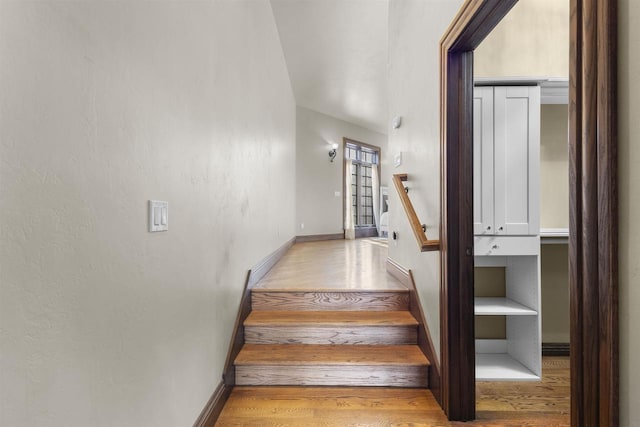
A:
<box><xmin>344</xmin><ymin>140</ymin><xmax>380</xmax><ymax>237</ymax></box>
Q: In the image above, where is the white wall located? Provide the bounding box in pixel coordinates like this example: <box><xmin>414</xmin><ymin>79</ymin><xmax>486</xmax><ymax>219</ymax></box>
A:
<box><xmin>296</xmin><ymin>106</ymin><xmax>387</xmax><ymax>237</ymax></box>
<box><xmin>539</xmin><ymin>104</ymin><xmax>570</xmax><ymax>344</ymax></box>
<box><xmin>474</xmin><ymin>0</ymin><xmax>569</xmax><ymax>78</ymax></box>
<box><xmin>619</xmin><ymin>0</ymin><xmax>640</xmax><ymax>425</ymax></box>
<box><xmin>0</xmin><ymin>2</ymin><xmax>296</xmax><ymax>426</ymax></box>
<box><xmin>388</xmin><ymin>0</ymin><xmax>464</xmax><ymax>362</ymax></box>
<box><xmin>540</xmin><ymin>245</ymin><xmax>569</xmax><ymax>342</ymax></box>
<box><xmin>540</xmin><ymin>105</ymin><xmax>569</xmax><ymax>229</ymax></box>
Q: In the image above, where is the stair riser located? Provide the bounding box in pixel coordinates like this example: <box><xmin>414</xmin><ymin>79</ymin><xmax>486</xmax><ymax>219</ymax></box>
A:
<box><xmin>252</xmin><ymin>291</ymin><xmax>409</xmax><ymax>311</ymax></box>
<box><xmin>244</xmin><ymin>326</ymin><xmax>417</xmax><ymax>345</ymax></box>
<box><xmin>236</xmin><ymin>365</ymin><xmax>428</xmax><ymax>387</ymax></box>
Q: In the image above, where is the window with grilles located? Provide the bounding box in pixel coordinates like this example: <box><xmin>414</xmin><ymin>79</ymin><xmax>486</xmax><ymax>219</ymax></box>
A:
<box><xmin>345</xmin><ymin>142</ymin><xmax>378</xmax><ymax>228</ymax></box>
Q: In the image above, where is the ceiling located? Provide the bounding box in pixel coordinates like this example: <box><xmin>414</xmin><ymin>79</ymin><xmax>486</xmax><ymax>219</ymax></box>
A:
<box><xmin>270</xmin><ymin>0</ymin><xmax>389</xmax><ymax>134</ymax></box>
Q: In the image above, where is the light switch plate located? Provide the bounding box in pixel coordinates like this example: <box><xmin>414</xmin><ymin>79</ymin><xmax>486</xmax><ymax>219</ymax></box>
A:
<box><xmin>149</xmin><ymin>200</ymin><xmax>168</xmax><ymax>232</ymax></box>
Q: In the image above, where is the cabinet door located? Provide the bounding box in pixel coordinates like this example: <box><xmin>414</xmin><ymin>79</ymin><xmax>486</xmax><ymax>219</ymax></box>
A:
<box><xmin>493</xmin><ymin>86</ymin><xmax>540</xmax><ymax>235</ymax></box>
<box><xmin>473</xmin><ymin>87</ymin><xmax>495</xmax><ymax>235</ymax></box>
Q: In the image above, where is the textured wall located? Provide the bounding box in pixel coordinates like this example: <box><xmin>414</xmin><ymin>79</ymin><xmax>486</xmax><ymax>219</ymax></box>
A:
<box><xmin>474</xmin><ymin>0</ymin><xmax>569</xmax><ymax>78</ymax></box>
<box><xmin>0</xmin><ymin>1</ymin><xmax>296</xmax><ymax>426</ymax></box>
<box><xmin>295</xmin><ymin>106</ymin><xmax>388</xmax><ymax>237</ymax></box>
<box><xmin>540</xmin><ymin>105</ymin><xmax>569</xmax><ymax>229</ymax></box>
<box><xmin>387</xmin><ymin>0</ymin><xmax>464</xmax><ymax>362</ymax></box>
<box><xmin>540</xmin><ymin>245</ymin><xmax>569</xmax><ymax>342</ymax></box>
<box><xmin>475</xmin><ymin>268</ymin><xmax>506</xmax><ymax>339</ymax></box>
<box><xmin>539</xmin><ymin>104</ymin><xmax>570</xmax><ymax>344</ymax></box>
<box><xmin>619</xmin><ymin>0</ymin><xmax>640</xmax><ymax>424</ymax></box>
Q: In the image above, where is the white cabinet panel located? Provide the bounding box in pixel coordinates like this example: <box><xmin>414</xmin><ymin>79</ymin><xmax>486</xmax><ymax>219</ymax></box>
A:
<box><xmin>494</xmin><ymin>86</ymin><xmax>540</xmax><ymax>235</ymax></box>
<box><xmin>473</xmin><ymin>85</ymin><xmax>540</xmax><ymax>236</ymax></box>
<box><xmin>473</xmin><ymin>87</ymin><xmax>495</xmax><ymax>235</ymax></box>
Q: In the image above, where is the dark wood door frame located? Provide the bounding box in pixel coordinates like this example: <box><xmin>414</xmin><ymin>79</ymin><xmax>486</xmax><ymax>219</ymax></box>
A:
<box><xmin>438</xmin><ymin>0</ymin><xmax>618</xmax><ymax>424</ymax></box>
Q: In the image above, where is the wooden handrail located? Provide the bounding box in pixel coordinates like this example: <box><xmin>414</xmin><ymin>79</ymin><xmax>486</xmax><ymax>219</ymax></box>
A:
<box><xmin>392</xmin><ymin>174</ymin><xmax>440</xmax><ymax>252</ymax></box>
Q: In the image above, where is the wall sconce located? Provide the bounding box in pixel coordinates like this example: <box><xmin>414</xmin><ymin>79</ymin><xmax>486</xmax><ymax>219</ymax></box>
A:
<box><xmin>328</xmin><ymin>143</ymin><xmax>338</xmax><ymax>162</ymax></box>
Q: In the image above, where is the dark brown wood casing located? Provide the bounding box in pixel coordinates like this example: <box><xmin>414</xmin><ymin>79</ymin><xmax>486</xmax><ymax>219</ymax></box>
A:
<box><xmin>439</xmin><ymin>0</ymin><xmax>617</xmax><ymax>424</ymax></box>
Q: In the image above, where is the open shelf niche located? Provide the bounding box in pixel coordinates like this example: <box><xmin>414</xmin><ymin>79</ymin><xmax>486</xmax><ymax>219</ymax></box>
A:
<box><xmin>474</xmin><ymin>254</ymin><xmax>541</xmax><ymax>381</ymax></box>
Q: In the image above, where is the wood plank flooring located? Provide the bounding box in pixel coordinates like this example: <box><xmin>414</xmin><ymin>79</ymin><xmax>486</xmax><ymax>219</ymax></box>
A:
<box><xmin>235</xmin><ymin>344</ymin><xmax>429</xmax><ymax>366</ymax></box>
<box><xmin>254</xmin><ymin>239</ymin><xmax>405</xmax><ymax>291</ymax></box>
<box><xmin>219</xmin><ymin>240</ymin><xmax>569</xmax><ymax>425</ymax></box>
<box><xmin>217</xmin><ymin>357</ymin><xmax>570</xmax><ymax>426</ymax></box>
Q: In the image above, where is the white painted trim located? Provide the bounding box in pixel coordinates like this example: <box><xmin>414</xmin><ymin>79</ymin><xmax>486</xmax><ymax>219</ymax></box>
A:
<box><xmin>540</xmin><ymin>227</ymin><xmax>569</xmax><ymax>237</ymax></box>
<box><xmin>248</xmin><ymin>237</ymin><xmax>296</xmax><ymax>288</ymax></box>
<box><xmin>474</xmin><ymin>76</ymin><xmax>549</xmax><ymax>86</ymax></box>
<box><xmin>473</xmin><ymin>77</ymin><xmax>568</xmax><ymax>104</ymax></box>
<box><xmin>540</xmin><ymin>228</ymin><xmax>569</xmax><ymax>244</ymax></box>
<box><xmin>540</xmin><ymin>78</ymin><xmax>569</xmax><ymax>104</ymax></box>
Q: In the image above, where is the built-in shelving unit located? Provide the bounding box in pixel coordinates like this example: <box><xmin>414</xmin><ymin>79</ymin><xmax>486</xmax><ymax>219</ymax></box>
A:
<box><xmin>474</xmin><ymin>255</ymin><xmax>541</xmax><ymax>381</ymax></box>
<box><xmin>473</xmin><ymin>82</ymin><xmax>542</xmax><ymax>381</ymax></box>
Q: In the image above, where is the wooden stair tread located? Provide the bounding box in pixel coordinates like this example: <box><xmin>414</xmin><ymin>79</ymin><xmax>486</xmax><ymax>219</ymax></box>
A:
<box><xmin>245</xmin><ymin>311</ymin><xmax>418</xmax><ymax>326</ymax></box>
<box><xmin>251</xmin><ymin>288</ymin><xmax>409</xmax><ymax>293</ymax></box>
<box><xmin>235</xmin><ymin>344</ymin><xmax>430</xmax><ymax>366</ymax></box>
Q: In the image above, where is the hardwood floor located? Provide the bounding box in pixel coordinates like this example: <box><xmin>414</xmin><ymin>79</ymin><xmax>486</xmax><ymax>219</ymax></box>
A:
<box><xmin>218</xmin><ymin>239</ymin><xmax>569</xmax><ymax>425</ymax></box>
<box><xmin>254</xmin><ymin>239</ymin><xmax>405</xmax><ymax>291</ymax></box>
<box><xmin>217</xmin><ymin>357</ymin><xmax>569</xmax><ymax>426</ymax></box>
<box><xmin>217</xmin><ymin>387</ymin><xmax>449</xmax><ymax>426</ymax></box>
<box><xmin>474</xmin><ymin>356</ymin><xmax>569</xmax><ymax>425</ymax></box>
<box><xmin>233</xmin><ymin>239</ymin><xmax>429</xmax><ymax>389</ymax></box>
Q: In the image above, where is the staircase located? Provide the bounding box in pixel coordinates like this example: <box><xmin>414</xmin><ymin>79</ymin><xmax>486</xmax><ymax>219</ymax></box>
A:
<box><xmin>233</xmin><ymin>289</ymin><xmax>430</xmax><ymax>387</ymax></box>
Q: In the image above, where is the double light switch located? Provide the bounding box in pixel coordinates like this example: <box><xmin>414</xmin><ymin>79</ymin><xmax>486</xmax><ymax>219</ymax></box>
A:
<box><xmin>149</xmin><ymin>200</ymin><xmax>168</xmax><ymax>232</ymax></box>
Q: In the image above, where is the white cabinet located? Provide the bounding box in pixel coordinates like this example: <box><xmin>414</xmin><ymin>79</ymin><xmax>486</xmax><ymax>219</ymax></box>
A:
<box><xmin>473</xmin><ymin>86</ymin><xmax>540</xmax><ymax>236</ymax></box>
<box><xmin>473</xmin><ymin>84</ymin><xmax>541</xmax><ymax>381</ymax></box>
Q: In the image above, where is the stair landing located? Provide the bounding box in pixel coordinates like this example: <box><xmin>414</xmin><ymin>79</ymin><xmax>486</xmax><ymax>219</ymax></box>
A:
<box><xmin>253</xmin><ymin>238</ymin><xmax>406</xmax><ymax>291</ymax></box>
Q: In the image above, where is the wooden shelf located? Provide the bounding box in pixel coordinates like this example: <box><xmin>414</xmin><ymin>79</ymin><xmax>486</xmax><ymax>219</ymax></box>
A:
<box><xmin>474</xmin><ymin>297</ymin><xmax>537</xmax><ymax>316</ymax></box>
<box><xmin>476</xmin><ymin>353</ymin><xmax>540</xmax><ymax>381</ymax></box>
